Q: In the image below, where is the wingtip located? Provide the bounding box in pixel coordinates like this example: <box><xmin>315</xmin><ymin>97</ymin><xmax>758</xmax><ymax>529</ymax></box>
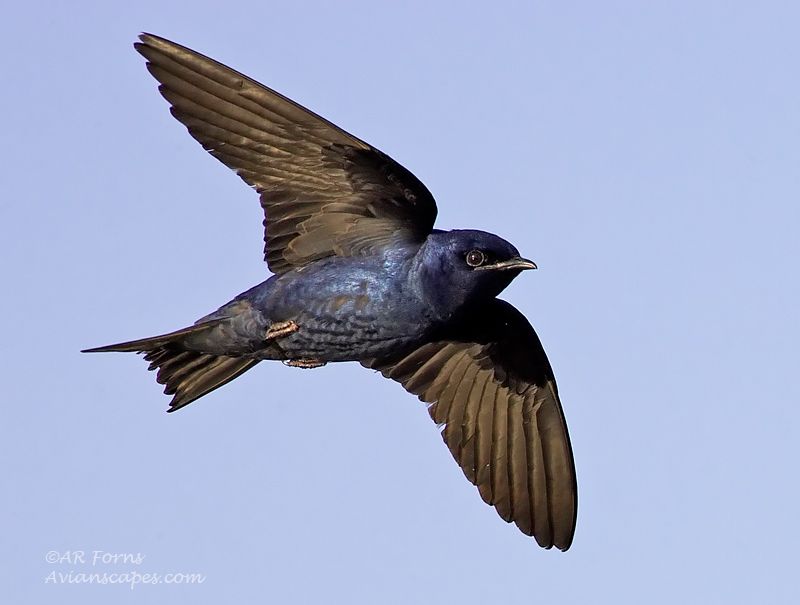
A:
<box><xmin>533</xmin><ymin>532</ymin><xmax>572</xmax><ymax>552</ymax></box>
<box><xmin>166</xmin><ymin>396</ymin><xmax>190</xmax><ymax>413</ymax></box>
<box><xmin>553</xmin><ymin>524</ymin><xmax>576</xmax><ymax>552</ymax></box>
<box><xmin>134</xmin><ymin>33</ymin><xmax>150</xmax><ymax>51</ymax></box>
<box><xmin>135</xmin><ymin>33</ymin><xmax>173</xmax><ymax>54</ymax></box>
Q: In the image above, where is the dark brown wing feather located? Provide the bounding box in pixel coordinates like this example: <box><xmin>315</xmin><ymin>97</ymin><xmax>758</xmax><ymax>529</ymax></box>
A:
<box><xmin>134</xmin><ymin>34</ymin><xmax>437</xmax><ymax>274</ymax></box>
<box><xmin>364</xmin><ymin>299</ymin><xmax>577</xmax><ymax>550</ymax></box>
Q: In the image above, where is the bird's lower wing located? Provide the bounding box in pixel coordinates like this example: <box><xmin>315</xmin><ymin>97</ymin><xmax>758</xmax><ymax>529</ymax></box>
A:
<box><xmin>363</xmin><ymin>299</ymin><xmax>577</xmax><ymax>550</ymax></box>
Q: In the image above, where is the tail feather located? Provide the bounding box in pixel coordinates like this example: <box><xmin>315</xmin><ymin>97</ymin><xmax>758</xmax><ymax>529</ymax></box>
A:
<box><xmin>82</xmin><ymin>323</ymin><xmax>212</xmax><ymax>354</ymax></box>
<box><xmin>83</xmin><ymin>322</ymin><xmax>259</xmax><ymax>411</ymax></box>
<box><xmin>153</xmin><ymin>350</ymin><xmax>258</xmax><ymax>412</ymax></box>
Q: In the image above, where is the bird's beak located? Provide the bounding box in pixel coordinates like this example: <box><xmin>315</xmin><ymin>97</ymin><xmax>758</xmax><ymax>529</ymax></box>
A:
<box><xmin>477</xmin><ymin>256</ymin><xmax>538</xmax><ymax>271</ymax></box>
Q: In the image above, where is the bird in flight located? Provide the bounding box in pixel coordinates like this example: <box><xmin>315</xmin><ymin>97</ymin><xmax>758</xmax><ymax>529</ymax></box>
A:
<box><xmin>84</xmin><ymin>33</ymin><xmax>577</xmax><ymax>550</ymax></box>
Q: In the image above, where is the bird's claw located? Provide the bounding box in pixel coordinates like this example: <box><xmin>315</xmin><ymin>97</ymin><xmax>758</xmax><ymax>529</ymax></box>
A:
<box><xmin>265</xmin><ymin>320</ymin><xmax>299</xmax><ymax>341</ymax></box>
<box><xmin>283</xmin><ymin>359</ymin><xmax>326</xmax><ymax>369</ymax></box>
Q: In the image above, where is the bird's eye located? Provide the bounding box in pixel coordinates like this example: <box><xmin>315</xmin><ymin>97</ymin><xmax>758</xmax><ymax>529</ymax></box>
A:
<box><xmin>465</xmin><ymin>249</ymin><xmax>486</xmax><ymax>267</ymax></box>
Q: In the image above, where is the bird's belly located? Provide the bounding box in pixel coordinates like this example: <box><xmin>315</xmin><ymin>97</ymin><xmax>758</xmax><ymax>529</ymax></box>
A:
<box><xmin>246</xmin><ymin>260</ymin><xmax>433</xmax><ymax>362</ymax></box>
<box><xmin>257</xmin><ymin>288</ymin><xmax>431</xmax><ymax>361</ymax></box>
<box><xmin>266</xmin><ymin>312</ymin><xmax>424</xmax><ymax>362</ymax></box>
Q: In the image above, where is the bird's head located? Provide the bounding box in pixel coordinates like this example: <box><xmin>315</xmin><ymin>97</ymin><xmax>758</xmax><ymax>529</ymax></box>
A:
<box><xmin>415</xmin><ymin>229</ymin><xmax>537</xmax><ymax>318</ymax></box>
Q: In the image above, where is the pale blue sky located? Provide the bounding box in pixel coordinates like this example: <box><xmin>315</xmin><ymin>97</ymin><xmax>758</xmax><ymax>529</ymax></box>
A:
<box><xmin>3</xmin><ymin>1</ymin><xmax>799</xmax><ymax>603</ymax></box>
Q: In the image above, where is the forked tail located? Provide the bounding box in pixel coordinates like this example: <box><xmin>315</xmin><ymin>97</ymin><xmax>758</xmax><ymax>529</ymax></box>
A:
<box><xmin>83</xmin><ymin>322</ymin><xmax>259</xmax><ymax>412</ymax></box>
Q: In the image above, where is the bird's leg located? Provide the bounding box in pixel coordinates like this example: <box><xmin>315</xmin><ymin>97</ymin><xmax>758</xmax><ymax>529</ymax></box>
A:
<box><xmin>283</xmin><ymin>359</ymin><xmax>327</xmax><ymax>369</ymax></box>
<box><xmin>265</xmin><ymin>321</ymin><xmax>325</xmax><ymax>367</ymax></box>
<box><xmin>265</xmin><ymin>320</ymin><xmax>299</xmax><ymax>341</ymax></box>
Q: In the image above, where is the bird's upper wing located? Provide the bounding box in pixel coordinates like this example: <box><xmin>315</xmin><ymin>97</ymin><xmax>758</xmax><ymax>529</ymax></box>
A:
<box><xmin>134</xmin><ymin>34</ymin><xmax>438</xmax><ymax>274</ymax></box>
<box><xmin>363</xmin><ymin>299</ymin><xmax>577</xmax><ymax>550</ymax></box>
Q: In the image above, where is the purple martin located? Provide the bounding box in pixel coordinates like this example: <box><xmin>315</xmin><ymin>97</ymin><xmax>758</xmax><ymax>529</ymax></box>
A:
<box><xmin>84</xmin><ymin>34</ymin><xmax>577</xmax><ymax>550</ymax></box>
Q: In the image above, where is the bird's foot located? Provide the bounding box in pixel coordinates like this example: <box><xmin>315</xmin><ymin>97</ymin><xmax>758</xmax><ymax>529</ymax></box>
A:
<box><xmin>265</xmin><ymin>320</ymin><xmax>299</xmax><ymax>341</ymax></box>
<box><xmin>283</xmin><ymin>359</ymin><xmax>327</xmax><ymax>369</ymax></box>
